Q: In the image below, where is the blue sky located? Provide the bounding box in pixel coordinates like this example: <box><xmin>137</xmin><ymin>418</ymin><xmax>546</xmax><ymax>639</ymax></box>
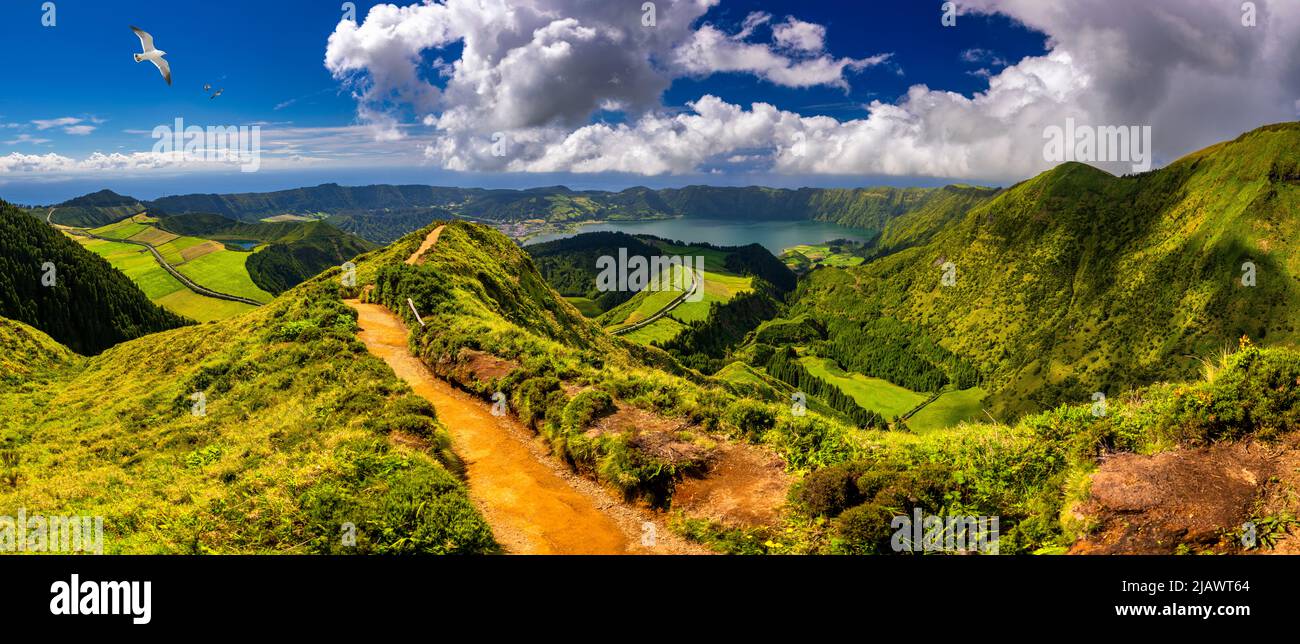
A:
<box><xmin>1</xmin><ymin>0</ymin><xmax>1295</xmax><ymax>203</ymax></box>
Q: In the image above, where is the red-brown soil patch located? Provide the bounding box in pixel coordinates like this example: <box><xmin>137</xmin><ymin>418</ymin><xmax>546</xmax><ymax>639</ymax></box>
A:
<box><xmin>1069</xmin><ymin>438</ymin><xmax>1300</xmax><ymax>554</ymax></box>
<box><xmin>672</xmin><ymin>441</ymin><xmax>792</xmax><ymax>528</ymax></box>
<box><xmin>450</xmin><ymin>348</ymin><xmax>519</xmax><ymax>384</ymax></box>
<box><xmin>587</xmin><ymin>403</ymin><xmax>708</xmax><ymax>468</ymax></box>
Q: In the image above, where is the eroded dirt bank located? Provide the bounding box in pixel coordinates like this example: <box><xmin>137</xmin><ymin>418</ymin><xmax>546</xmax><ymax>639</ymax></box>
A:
<box><xmin>347</xmin><ymin>299</ymin><xmax>707</xmax><ymax>554</ymax></box>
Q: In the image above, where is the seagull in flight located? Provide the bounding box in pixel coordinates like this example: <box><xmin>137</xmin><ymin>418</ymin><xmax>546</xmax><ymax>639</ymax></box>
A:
<box><xmin>130</xmin><ymin>26</ymin><xmax>170</xmax><ymax>86</ymax></box>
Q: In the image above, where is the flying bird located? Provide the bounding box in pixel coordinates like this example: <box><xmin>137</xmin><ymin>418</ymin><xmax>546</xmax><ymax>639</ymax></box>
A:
<box><xmin>209</xmin><ymin>88</ymin><xmax>224</xmax><ymax>99</ymax></box>
<box><xmin>130</xmin><ymin>26</ymin><xmax>170</xmax><ymax>86</ymax></box>
<box><xmin>203</xmin><ymin>83</ymin><xmax>211</xmax><ymax>92</ymax></box>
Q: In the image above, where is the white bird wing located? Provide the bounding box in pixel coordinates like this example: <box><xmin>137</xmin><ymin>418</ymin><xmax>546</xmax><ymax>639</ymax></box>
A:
<box><xmin>131</xmin><ymin>26</ymin><xmax>155</xmax><ymax>52</ymax></box>
<box><xmin>151</xmin><ymin>57</ymin><xmax>172</xmax><ymax>85</ymax></box>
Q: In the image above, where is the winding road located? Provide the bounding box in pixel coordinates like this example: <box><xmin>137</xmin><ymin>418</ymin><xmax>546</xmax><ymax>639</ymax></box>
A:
<box><xmin>63</xmin><ymin>227</ymin><xmax>264</xmax><ymax>307</ymax></box>
<box><xmin>609</xmin><ymin>268</ymin><xmax>701</xmax><ymax>336</ymax></box>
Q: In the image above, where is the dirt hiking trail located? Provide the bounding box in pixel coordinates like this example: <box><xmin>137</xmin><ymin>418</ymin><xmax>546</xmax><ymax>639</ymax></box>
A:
<box><xmin>346</xmin><ymin>223</ymin><xmax>709</xmax><ymax>554</ymax></box>
<box><xmin>405</xmin><ymin>225</ymin><xmax>444</xmax><ymax>264</ymax></box>
<box><xmin>349</xmin><ymin>301</ymin><xmax>641</xmax><ymax>553</ymax></box>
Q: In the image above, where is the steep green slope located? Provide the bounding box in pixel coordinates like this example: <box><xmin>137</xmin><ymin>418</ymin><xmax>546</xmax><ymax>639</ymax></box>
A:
<box><xmin>0</xmin><ymin>279</ymin><xmax>496</xmax><ymax>554</ymax></box>
<box><xmin>0</xmin><ymin>201</ymin><xmax>188</xmax><ymax>354</ymax></box>
<box><xmin>49</xmin><ymin>189</ymin><xmax>147</xmax><ymax>227</ymax></box>
<box><xmin>0</xmin><ymin>317</ymin><xmax>77</xmax><ymax>386</ymax></box>
<box><xmin>786</xmin><ymin>122</ymin><xmax>1300</xmax><ymax>419</ymax></box>
<box><xmin>244</xmin><ymin>228</ymin><xmax>375</xmax><ymax>295</ymax></box>
<box><xmin>872</xmin><ymin>184</ymin><xmax>1002</xmax><ymax>253</ymax></box>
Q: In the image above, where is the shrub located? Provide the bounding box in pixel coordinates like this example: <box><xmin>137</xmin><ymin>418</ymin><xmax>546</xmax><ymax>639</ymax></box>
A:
<box><xmin>834</xmin><ymin>502</ymin><xmax>893</xmax><ymax>555</ymax></box>
<box><xmin>513</xmin><ymin>376</ymin><xmax>562</xmax><ymax>427</ymax></box>
<box><xmin>561</xmin><ymin>389</ymin><xmax>616</xmax><ymax>433</ymax></box>
<box><xmin>794</xmin><ymin>462</ymin><xmax>865</xmax><ymax>517</ymax></box>
<box><xmin>722</xmin><ymin>399</ymin><xmax>777</xmax><ymax>440</ymax></box>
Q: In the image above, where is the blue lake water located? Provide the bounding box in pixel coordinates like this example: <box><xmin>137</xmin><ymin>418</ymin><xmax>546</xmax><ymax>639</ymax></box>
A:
<box><xmin>524</xmin><ymin>218</ymin><xmax>874</xmax><ymax>255</ymax></box>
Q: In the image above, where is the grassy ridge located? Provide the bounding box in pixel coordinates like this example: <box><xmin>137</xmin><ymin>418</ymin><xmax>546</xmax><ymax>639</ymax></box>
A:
<box><xmin>783</xmin><ymin>122</ymin><xmax>1300</xmax><ymax>419</ymax></box>
<box><xmin>0</xmin><ymin>280</ymin><xmax>496</xmax><ymax>554</ymax></box>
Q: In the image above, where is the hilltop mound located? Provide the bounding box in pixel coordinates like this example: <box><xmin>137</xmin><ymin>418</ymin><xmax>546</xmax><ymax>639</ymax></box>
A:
<box><xmin>0</xmin><ymin>317</ymin><xmax>77</xmax><ymax>386</ymax></box>
<box><xmin>51</xmin><ymin>189</ymin><xmax>147</xmax><ymax>227</ymax></box>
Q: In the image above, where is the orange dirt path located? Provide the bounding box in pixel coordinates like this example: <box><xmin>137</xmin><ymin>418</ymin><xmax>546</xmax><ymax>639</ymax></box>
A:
<box><xmin>405</xmin><ymin>225</ymin><xmax>445</xmax><ymax>265</ymax></box>
<box><xmin>346</xmin><ymin>300</ymin><xmax>633</xmax><ymax>554</ymax></box>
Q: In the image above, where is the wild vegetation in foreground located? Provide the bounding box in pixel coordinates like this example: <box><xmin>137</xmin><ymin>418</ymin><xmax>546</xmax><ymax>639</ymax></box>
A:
<box><xmin>0</xmin><ymin>278</ymin><xmax>496</xmax><ymax>554</ymax></box>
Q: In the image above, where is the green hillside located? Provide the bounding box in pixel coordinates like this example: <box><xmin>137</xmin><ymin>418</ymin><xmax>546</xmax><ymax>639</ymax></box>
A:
<box><xmin>324</xmin><ymin>208</ymin><xmax>457</xmax><ymax>245</ymax></box>
<box><xmin>0</xmin><ymin>317</ymin><xmax>78</xmax><ymax>386</ymax></box>
<box><xmin>781</xmin><ymin>121</ymin><xmax>1300</xmax><ymax>419</ymax></box>
<box><xmin>872</xmin><ymin>184</ymin><xmax>1003</xmax><ymax>253</ymax></box>
<box><xmin>0</xmin><ymin>201</ymin><xmax>188</xmax><ymax>354</ymax></box>
<box><xmin>0</xmin><ymin>279</ymin><xmax>496</xmax><ymax>554</ymax></box>
<box><xmin>526</xmin><ymin>231</ymin><xmax>663</xmax><ymax>313</ymax></box>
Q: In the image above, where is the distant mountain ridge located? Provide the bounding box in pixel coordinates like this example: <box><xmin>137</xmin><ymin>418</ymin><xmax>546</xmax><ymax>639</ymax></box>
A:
<box><xmin>144</xmin><ymin>182</ymin><xmax>998</xmax><ymax>226</ymax></box>
<box><xmin>45</xmin><ymin>182</ymin><xmax>998</xmax><ymax>246</ymax></box>
<box><xmin>45</xmin><ymin>178</ymin><xmax>1002</xmax><ymax>250</ymax></box>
